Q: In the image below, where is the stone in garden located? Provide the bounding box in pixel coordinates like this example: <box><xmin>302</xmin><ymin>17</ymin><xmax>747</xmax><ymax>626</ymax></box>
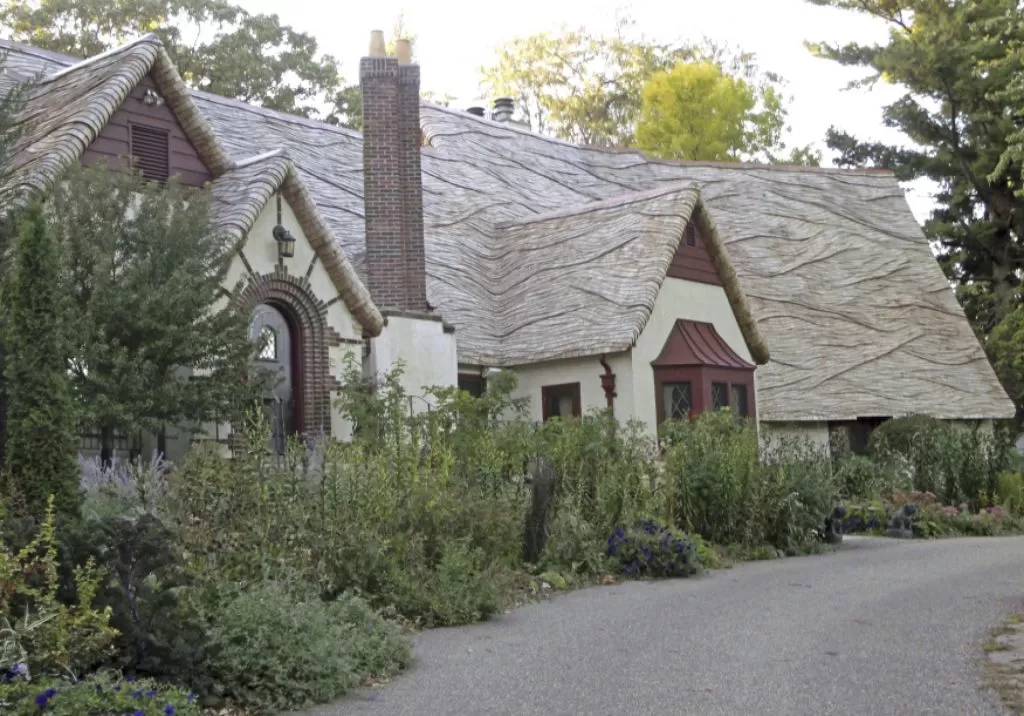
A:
<box><xmin>522</xmin><ymin>455</ymin><xmax>556</xmax><ymax>563</ymax></box>
<box><xmin>886</xmin><ymin>503</ymin><xmax>917</xmax><ymax>539</ymax></box>
<box><xmin>823</xmin><ymin>504</ymin><xmax>847</xmax><ymax>544</ymax></box>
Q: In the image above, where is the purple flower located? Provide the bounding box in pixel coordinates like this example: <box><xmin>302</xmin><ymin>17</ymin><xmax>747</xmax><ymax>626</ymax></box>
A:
<box><xmin>187</xmin><ymin>693</ymin><xmax>196</xmax><ymax>703</ymax></box>
<box><xmin>165</xmin><ymin>705</ymin><xmax>176</xmax><ymax>715</ymax></box>
<box><xmin>35</xmin><ymin>687</ymin><xmax>57</xmax><ymax>708</ymax></box>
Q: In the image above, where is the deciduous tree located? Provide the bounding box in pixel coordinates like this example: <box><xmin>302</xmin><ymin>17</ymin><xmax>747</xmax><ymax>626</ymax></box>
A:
<box><xmin>637</xmin><ymin>61</ymin><xmax>815</xmax><ymax>164</ymax></box>
<box><xmin>49</xmin><ymin>164</ymin><xmax>264</xmax><ymax>463</ymax></box>
<box><xmin>0</xmin><ymin>0</ymin><xmax>342</xmax><ymax>119</ymax></box>
<box><xmin>479</xmin><ymin>12</ymin><xmax>814</xmax><ymax>159</ymax></box>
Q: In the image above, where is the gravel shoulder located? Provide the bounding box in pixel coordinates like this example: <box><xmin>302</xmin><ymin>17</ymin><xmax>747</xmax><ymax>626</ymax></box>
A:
<box><xmin>304</xmin><ymin>536</ymin><xmax>1024</xmax><ymax>716</ymax></box>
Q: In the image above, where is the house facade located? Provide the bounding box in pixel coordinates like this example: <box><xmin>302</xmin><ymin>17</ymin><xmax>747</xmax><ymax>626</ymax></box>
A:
<box><xmin>0</xmin><ymin>30</ymin><xmax>1014</xmax><ymax>462</ymax></box>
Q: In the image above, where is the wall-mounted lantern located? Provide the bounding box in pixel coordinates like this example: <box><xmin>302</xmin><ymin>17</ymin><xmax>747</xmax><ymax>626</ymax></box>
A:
<box><xmin>273</xmin><ymin>193</ymin><xmax>296</xmax><ymax>258</ymax></box>
<box><xmin>273</xmin><ymin>224</ymin><xmax>296</xmax><ymax>258</ymax></box>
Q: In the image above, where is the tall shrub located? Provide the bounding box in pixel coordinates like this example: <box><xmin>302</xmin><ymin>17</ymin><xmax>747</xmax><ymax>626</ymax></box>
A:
<box><xmin>2</xmin><ymin>201</ymin><xmax>80</xmax><ymax>518</ymax></box>
<box><xmin>50</xmin><ymin>164</ymin><xmax>264</xmax><ymax>462</ymax></box>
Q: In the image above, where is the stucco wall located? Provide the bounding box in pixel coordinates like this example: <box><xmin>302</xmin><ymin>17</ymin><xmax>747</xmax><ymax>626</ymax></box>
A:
<box><xmin>202</xmin><ymin>196</ymin><xmax>367</xmax><ymax>444</ymax></box>
<box><xmin>759</xmin><ymin>421</ymin><xmax>832</xmax><ymax>457</ymax></box>
<box><xmin>505</xmin><ymin>352</ymin><xmax>632</xmax><ymax>424</ymax></box>
<box><xmin>370</xmin><ymin>314</ymin><xmax>458</xmax><ymax>411</ymax></box>
<box><xmin>630</xmin><ymin>277</ymin><xmax>754</xmax><ymax>436</ymax></box>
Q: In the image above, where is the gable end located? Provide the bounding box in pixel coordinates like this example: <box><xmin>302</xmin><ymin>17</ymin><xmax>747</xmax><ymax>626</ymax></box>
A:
<box><xmin>667</xmin><ymin>217</ymin><xmax>722</xmax><ymax>286</ymax></box>
<box><xmin>81</xmin><ymin>74</ymin><xmax>211</xmax><ymax>186</ymax></box>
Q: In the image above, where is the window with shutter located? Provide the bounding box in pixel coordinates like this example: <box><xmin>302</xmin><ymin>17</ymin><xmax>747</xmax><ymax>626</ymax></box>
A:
<box><xmin>129</xmin><ymin>124</ymin><xmax>170</xmax><ymax>182</ymax></box>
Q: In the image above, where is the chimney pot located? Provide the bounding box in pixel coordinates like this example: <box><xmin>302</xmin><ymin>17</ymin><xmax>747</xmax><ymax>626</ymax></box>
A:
<box><xmin>467</xmin><ymin>106</ymin><xmax>485</xmax><ymax>117</ymax></box>
<box><xmin>492</xmin><ymin>97</ymin><xmax>514</xmax><ymax>122</ymax></box>
<box><xmin>395</xmin><ymin>38</ymin><xmax>412</xmax><ymax>65</ymax></box>
<box><xmin>369</xmin><ymin>30</ymin><xmax>386</xmax><ymax>57</ymax></box>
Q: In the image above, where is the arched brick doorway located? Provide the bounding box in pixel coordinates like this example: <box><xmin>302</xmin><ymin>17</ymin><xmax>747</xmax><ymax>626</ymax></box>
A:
<box><xmin>236</xmin><ymin>270</ymin><xmax>334</xmax><ymax>441</ymax></box>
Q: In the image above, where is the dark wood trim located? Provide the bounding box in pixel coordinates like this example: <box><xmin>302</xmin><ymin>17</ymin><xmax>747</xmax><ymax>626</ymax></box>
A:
<box><xmin>654</xmin><ymin>366</ymin><xmax>702</xmax><ymax>424</ymax></box>
<box><xmin>654</xmin><ymin>366</ymin><xmax>756</xmax><ymax>424</ymax></box>
<box><xmin>541</xmin><ymin>382</ymin><xmax>582</xmax><ymax>421</ymax></box>
<box><xmin>667</xmin><ymin>219</ymin><xmax>723</xmax><ymax>286</ymax></box>
<box><xmin>80</xmin><ymin>74</ymin><xmax>211</xmax><ymax>187</ymax></box>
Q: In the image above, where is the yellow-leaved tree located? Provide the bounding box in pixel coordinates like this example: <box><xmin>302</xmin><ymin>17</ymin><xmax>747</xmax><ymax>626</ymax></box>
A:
<box><xmin>637</xmin><ymin>61</ymin><xmax>817</xmax><ymax>165</ymax></box>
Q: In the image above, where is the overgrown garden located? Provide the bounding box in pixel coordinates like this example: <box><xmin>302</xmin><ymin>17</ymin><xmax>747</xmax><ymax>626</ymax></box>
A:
<box><xmin>4</xmin><ymin>331</ymin><xmax>1024</xmax><ymax>713</ymax></box>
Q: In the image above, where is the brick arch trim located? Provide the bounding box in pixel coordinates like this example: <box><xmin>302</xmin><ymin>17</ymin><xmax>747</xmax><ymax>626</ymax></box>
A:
<box><xmin>236</xmin><ymin>267</ymin><xmax>344</xmax><ymax>436</ymax></box>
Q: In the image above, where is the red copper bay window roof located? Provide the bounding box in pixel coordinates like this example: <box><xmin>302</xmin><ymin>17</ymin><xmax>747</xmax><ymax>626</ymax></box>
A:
<box><xmin>651</xmin><ymin>319</ymin><xmax>754</xmax><ymax>369</ymax></box>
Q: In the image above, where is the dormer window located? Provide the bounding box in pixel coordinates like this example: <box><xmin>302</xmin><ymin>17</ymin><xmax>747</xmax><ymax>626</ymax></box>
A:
<box><xmin>129</xmin><ymin>123</ymin><xmax>170</xmax><ymax>182</ymax></box>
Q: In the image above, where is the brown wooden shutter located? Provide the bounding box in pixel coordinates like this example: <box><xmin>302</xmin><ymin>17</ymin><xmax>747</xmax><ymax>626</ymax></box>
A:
<box><xmin>129</xmin><ymin>123</ymin><xmax>170</xmax><ymax>182</ymax></box>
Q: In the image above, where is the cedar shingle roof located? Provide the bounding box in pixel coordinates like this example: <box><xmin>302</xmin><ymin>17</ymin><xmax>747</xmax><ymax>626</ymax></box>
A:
<box><xmin>0</xmin><ymin>36</ymin><xmax>1013</xmax><ymax>421</ymax></box>
<box><xmin>0</xmin><ymin>37</ymin><xmax>381</xmax><ymax>336</ymax></box>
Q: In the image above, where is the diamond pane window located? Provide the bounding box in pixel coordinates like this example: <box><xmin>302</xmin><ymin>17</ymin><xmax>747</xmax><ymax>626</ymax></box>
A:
<box><xmin>712</xmin><ymin>382</ymin><xmax>729</xmax><ymax>410</ymax></box>
<box><xmin>257</xmin><ymin>326</ymin><xmax>277</xmax><ymax>361</ymax></box>
<box><xmin>662</xmin><ymin>381</ymin><xmax>692</xmax><ymax>420</ymax></box>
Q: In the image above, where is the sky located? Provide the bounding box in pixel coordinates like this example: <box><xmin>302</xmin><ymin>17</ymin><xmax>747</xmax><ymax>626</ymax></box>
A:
<box><xmin>236</xmin><ymin>0</ymin><xmax>934</xmax><ymax>221</ymax></box>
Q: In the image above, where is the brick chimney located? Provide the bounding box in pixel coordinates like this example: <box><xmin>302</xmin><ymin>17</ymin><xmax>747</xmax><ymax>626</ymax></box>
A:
<box><xmin>360</xmin><ymin>31</ymin><xmax>428</xmax><ymax>313</ymax></box>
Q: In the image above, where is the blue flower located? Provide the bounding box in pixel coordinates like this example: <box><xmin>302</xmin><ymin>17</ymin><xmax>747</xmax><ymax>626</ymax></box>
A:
<box><xmin>126</xmin><ymin>675</ymin><xmax>136</xmax><ymax>683</ymax></box>
<box><xmin>35</xmin><ymin>687</ymin><xmax>57</xmax><ymax>709</ymax></box>
<box><xmin>187</xmin><ymin>694</ymin><xmax>196</xmax><ymax>703</ymax></box>
<box><xmin>147</xmin><ymin>689</ymin><xmax>158</xmax><ymax>698</ymax></box>
<box><xmin>165</xmin><ymin>705</ymin><xmax>176</xmax><ymax>715</ymax></box>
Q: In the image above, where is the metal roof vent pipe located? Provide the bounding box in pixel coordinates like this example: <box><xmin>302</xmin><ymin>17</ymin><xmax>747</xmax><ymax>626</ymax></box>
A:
<box><xmin>492</xmin><ymin>97</ymin><xmax>514</xmax><ymax>122</ymax></box>
<box><xmin>467</xmin><ymin>106</ymin><xmax>485</xmax><ymax>117</ymax></box>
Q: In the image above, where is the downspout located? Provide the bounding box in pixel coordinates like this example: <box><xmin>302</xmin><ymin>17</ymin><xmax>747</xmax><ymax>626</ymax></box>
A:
<box><xmin>599</xmin><ymin>355</ymin><xmax>617</xmax><ymax>412</ymax></box>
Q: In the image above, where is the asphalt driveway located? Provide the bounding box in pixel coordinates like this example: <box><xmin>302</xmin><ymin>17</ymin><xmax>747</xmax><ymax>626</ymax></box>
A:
<box><xmin>305</xmin><ymin>536</ymin><xmax>1024</xmax><ymax>716</ymax></box>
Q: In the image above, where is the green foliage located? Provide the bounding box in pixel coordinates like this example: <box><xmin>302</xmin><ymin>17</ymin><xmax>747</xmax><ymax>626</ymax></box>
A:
<box><xmin>662</xmin><ymin>410</ymin><xmax>838</xmax><ymax>553</ymax></box>
<box><xmin>637</xmin><ymin>60</ymin><xmax>817</xmax><ymax>164</ymax></box>
<box><xmin>478</xmin><ymin>12</ymin><xmax>814</xmax><ymax>161</ymax></box>
<box><xmin>62</xmin><ymin>514</ymin><xmax>206</xmax><ymax>686</ymax></box>
<box><xmin>2</xmin><ymin>201</ymin><xmax>80</xmax><ymax>519</ymax></box>
<box><xmin>805</xmin><ymin>0</ymin><xmax>1024</xmax><ymax>336</ymax></box>
<box><xmin>0</xmin><ymin>0</ymin><xmax>342</xmax><ymax>120</ymax></box>
<box><xmin>834</xmin><ymin>453</ymin><xmax>906</xmax><ymax>500</ymax></box>
<box><xmin>0</xmin><ymin>670</ymin><xmax>198</xmax><ymax>715</ymax></box>
<box><xmin>995</xmin><ymin>472</ymin><xmax>1024</xmax><ymax>517</ymax></box>
<box><xmin>203</xmin><ymin>582</ymin><xmax>407</xmax><ymax>715</ymax></box>
<box><xmin>868</xmin><ymin>415</ymin><xmax>1008</xmax><ymax>509</ymax></box>
<box><xmin>329</xmin><ymin>592</ymin><xmax>412</xmax><ymax>679</ymax></box>
<box><xmin>409</xmin><ymin>536</ymin><xmax>501</xmax><ymax>626</ymax></box>
<box><xmin>49</xmin><ymin>164</ymin><xmax>263</xmax><ymax>459</ymax></box>
<box><xmin>986</xmin><ymin>304</ymin><xmax>1024</xmax><ymax>411</ymax></box>
<box><xmin>0</xmin><ymin>498</ymin><xmax>116</xmax><ymax>678</ymax></box>
<box><xmin>539</xmin><ymin>506</ymin><xmax>606</xmax><ymax>576</ymax></box>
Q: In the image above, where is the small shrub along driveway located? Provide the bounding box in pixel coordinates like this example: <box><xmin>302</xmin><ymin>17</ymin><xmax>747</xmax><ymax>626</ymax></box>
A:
<box><xmin>305</xmin><ymin>536</ymin><xmax>1024</xmax><ymax>716</ymax></box>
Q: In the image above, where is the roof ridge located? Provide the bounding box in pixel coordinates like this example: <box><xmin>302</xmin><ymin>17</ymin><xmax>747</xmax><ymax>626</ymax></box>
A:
<box><xmin>44</xmin><ymin>33</ymin><xmax>160</xmax><ymax>82</ymax></box>
<box><xmin>422</xmin><ymin>102</ymin><xmax>895</xmax><ymax>178</ymax></box>
<box><xmin>192</xmin><ymin>90</ymin><xmax>363</xmax><ymax>140</ymax></box>
<box><xmin>495</xmin><ymin>182</ymin><xmax>698</xmax><ymax>228</ymax></box>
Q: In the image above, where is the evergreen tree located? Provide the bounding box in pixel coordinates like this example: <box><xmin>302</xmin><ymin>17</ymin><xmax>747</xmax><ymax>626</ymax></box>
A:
<box><xmin>805</xmin><ymin>0</ymin><xmax>1024</xmax><ymax>334</ymax></box>
<box><xmin>3</xmin><ymin>199</ymin><xmax>80</xmax><ymax>518</ymax></box>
